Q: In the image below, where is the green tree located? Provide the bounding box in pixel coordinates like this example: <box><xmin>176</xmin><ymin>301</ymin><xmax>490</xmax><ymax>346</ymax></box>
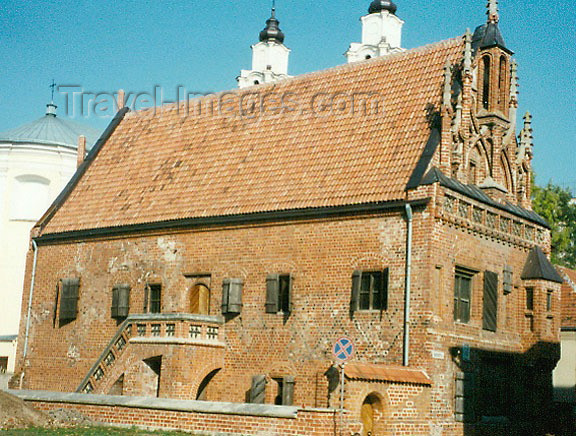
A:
<box><xmin>532</xmin><ymin>182</ymin><xmax>576</xmax><ymax>268</ymax></box>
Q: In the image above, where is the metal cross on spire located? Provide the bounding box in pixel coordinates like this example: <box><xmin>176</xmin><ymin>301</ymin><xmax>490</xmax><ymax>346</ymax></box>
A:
<box><xmin>272</xmin><ymin>0</ymin><xmax>276</xmax><ymax>16</ymax></box>
<box><xmin>50</xmin><ymin>79</ymin><xmax>57</xmax><ymax>103</ymax></box>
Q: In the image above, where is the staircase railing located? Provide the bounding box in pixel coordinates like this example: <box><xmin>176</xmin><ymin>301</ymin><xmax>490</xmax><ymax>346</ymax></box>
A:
<box><xmin>76</xmin><ymin>313</ymin><xmax>224</xmax><ymax>394</ymax></box>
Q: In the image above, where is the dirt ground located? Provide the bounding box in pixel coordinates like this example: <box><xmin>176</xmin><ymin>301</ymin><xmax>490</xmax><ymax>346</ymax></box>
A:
<box><xmin>0</xmin><ymin>390</ymin><xmax>55</xmax><ymax>430</ymax></box>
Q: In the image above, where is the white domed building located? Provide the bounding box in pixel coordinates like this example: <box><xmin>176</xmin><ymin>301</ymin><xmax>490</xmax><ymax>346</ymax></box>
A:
<box><xmin>0</xmin><ymin>102</ymin><xmax>100</xmax><ymax>375</ymax></box>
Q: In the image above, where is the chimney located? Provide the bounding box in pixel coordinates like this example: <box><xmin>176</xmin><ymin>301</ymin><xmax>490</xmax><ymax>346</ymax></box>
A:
<box><xmin>117</xmin><ymin>89</ymin><xmax>125</xmax><ymax>111</ymax></box>
<box><xmin>77</xmin><ymin>135</ymin><xmax>87</xmax><ymax>168</ymax></box>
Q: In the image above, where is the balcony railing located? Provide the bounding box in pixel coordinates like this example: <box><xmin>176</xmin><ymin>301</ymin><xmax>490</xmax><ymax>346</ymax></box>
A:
<box><xmin>128</xmin><ymin>313</ymin><xmax>225</xmax><ymax>346</ymax></box>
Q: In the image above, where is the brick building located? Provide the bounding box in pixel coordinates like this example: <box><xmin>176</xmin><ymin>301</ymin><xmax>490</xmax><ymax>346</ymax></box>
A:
<box><xmin>11</xmin><ymin>1</ymin><xmax>564</xmax><ymax>434</ymax></box>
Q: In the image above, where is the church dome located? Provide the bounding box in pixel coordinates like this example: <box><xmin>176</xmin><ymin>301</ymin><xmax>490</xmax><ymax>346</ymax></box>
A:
<box><xmin>259</xmin><ymin>9</ymin><xmax>285</xmax><ymax>43</ymax></box>
<box><xmin>0</xmin><ymin>103</ymin><xmax>101</xmax><ymax>149</ymax></box>
<box><xmin>368</xmin><ymin>0</ymin><xmax>398</xmax><ymax>15</ymax></box>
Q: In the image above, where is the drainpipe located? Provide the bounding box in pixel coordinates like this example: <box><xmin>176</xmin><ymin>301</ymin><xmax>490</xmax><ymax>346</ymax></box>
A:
<box><xmin>23</xmin><ymin>240</ymin><xmax>38</xmax><ymax>360</ymax></box>
<box><xmin>403</xmin><ymin>204</ymin><xmax>413</xmax><ymax>367</ymax></box>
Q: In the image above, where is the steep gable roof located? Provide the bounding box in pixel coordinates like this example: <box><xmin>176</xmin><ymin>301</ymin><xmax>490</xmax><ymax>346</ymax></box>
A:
<box><xmin>40</xmin><ymin>37</ymin><xmax>464</xmax><ymax>235</ymax></box>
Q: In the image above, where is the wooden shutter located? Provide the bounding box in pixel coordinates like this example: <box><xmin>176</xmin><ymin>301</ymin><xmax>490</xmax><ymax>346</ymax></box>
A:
<box><xmin>116</xmin><ymin>284</ymin><xmax>130</xmax><ymax>318</ymax></box>
<box><xmin>222</xmin><ymin>279</ymin><xmax>243</xmax><ymax>314</ymax></box>
<box><xmin>483</xmin><ymin>271</ymin><xmax>498</xmax><ymax>332</ymax></box>
<box><xmin>144</xmin><ymin>285</ymin><xmax>149</xmax><ymax>312</ymax></box>
<box><xmin>503</xmin><ymin>266</ymin><xmax>513</xmax><ymax>295</ymax></box>
<box><xmin>282</xmin><ymin>376</ymin><xmax>295</xmax><ymax>406</ymax></box>
<box><xmin>60</xmin><ymin>278</ymin><xmax>79</xmax><ymax>321</ymax></box>
<box><xmin>350</xmin><ymin>271</ymin><xmax>361</xmax><ymax>312</ymax></box>
<box><xmin>221</xmin><ymin>279</ymin><xmax>230</xmax><ymax>314</ymax></box>
<box><xmin>380</xmin><ymin>268</ymin><xmax>390</xmax><ymax>311</ymax></box>
<box><xmin>455</xmin><ymin>372</ymin><xmax>475</xmax><ymax>423</ymax></box>
<box><xmin>228</xmin><ymin>279</ymin><xmax>243</xmax><ymax>314</ymax></box>
<box><xmin>111</xmin><ymin>286</ymin><xmax>119</xmax><ymax>318</ymax></box>
<box><xmin>266</xmin><ymin>274</ymin><xmax>279</xmax><ymax>313</ymax></box>
<box><xmin>250</xmin><ymin>375</ymin><xmax>267</xmax><ymax>403</ymax></box>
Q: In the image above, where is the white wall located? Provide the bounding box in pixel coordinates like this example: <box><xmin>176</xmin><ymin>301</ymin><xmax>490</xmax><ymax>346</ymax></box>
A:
<box><xmin>0</xmin><ymin>143</ymin><xmax>77</xmax><ymax>338</ymax></box>
<box><xmin>0</xmin><ymin>339</ymin><xmax>18</xmax><ymax>373</ymax></box>
<box><xmin>553</xmin><ymin>330</ymin><xmax>576</xmax><ymax>403</ymax></box>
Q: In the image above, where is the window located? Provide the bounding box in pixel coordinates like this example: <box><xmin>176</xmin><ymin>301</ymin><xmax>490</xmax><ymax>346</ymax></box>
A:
<box><xmin>111</xmin><ymin>284</ymin><xmax>130</xmax><ymax>319</ymax></box>
<box><xmin>59</xmin><ymin>278</ymin><xmax>80</xmax><ymax>323</ymax></box>
<box><xmin>454</xmin><ymin>268</ymin><xmax>474</xmax><ymax>323</ymax></box>
<box><xmin>222</xmin><ymin>278</ymin><xmax>243</xmax><ymax>315</ymax></box>
<box><xmin>482</xmin><ymin>271</ymin><xmax>498</xmax><ymax>332</ymax></box>
<box><xmin>547</xmin><ymin>290</ymin><xmax>553</xmax><ymax>312</ymax></box>
<box><xmin>526</xmin><ymin>287</ymin><xmax>534</xmax><ymax>311</ymax></box>
<box><xmin>145</xmin><ymin>284</ymin><xmax>162</xmax><ymax>313</ymax></box>
<box><xmin>498</xmin><ymin>56</ymin><xmax>508</xmax><ymax>110</ymax></box>
<box><xmin>351</xmin><ymin>270</ymin><xmax>389</xmax><ymax>312</ymax></box>
<box><xmin>482</xmin><ymin>56</ymin><xmax>491</xmax><ymax>110</ymax></box>
<box><xmin>273</xmin><ymin>376</ymin><xmax>295</xmax><ymax>406</ymax></box>
<box><xmin>266</xmin><ymin>274</ymin><xmax>292</xmax><ymax>314</ymax></box>
<box><xmin>468</xmin><ymin>161</ymin><xmax>477</xmax><ymax>185</ymax></box>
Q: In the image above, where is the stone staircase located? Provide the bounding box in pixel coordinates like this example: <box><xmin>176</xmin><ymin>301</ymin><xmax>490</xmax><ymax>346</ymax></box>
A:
<box><xmin>76</xmin><ymin>313</ymin><xmax>225</xmax><ymax>394</ymax></box>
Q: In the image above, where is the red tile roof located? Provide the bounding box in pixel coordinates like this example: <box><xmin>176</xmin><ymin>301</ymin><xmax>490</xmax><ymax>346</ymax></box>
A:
<box><xmin>41</xmin><ymin>37</ymin><xmax>464</xmax><ymax>234</ymax></box>
<box><xmin>345</xmin><ymin>363</ymin><xmax>431</xmax><ymax>385</ymax></box>
<box><xmin>558</xmin><ymin>266</ymin><xmax>576</xmax><ymax>328</ymax></box>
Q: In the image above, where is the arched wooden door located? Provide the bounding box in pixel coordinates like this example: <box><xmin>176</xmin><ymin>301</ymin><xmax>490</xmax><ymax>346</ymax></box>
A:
<box><xmin>190</xmin><ymin>284</ymin><xmax>210</xmax><ymax>315</ymax></box>
<box><xmin>361</xmin><ymin>393</ymin><xmax>383</xmax><ymax>436</ymax></box>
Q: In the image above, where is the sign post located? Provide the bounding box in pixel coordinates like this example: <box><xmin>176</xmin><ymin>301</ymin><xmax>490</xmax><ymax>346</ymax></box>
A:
<box><xmin>332</xmin><ymin>337</ymin><xmax>355</xmax><ymax>435</ymax></box>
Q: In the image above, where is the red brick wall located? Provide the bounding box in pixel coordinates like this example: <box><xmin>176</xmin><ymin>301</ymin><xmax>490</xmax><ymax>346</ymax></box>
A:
<box><xmin>12</xmin><ymin>188</ymin><xmax>560</xmax><ymax>433</ymax></box>
<box><xmin>25</xmin><ymin>394</ymin><xmax>433</xmax><ymax>436</ymax></box>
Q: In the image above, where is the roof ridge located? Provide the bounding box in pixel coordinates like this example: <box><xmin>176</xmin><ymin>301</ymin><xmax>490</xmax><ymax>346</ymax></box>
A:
<box><xmin>127</xmin><ymin>35</ymin><xmax>465</xmax><ymax>118</ymax></box>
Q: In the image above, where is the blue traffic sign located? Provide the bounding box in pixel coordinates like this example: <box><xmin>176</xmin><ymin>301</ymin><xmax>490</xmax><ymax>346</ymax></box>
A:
<box><xmin>332</xmin><ymin>337</ymin><xmax>355</xmax><ymax>362</ymax></box>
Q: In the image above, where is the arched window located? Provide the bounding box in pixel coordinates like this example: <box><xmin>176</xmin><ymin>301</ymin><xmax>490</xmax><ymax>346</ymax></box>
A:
<box><xmin>498</xmin><ymin>56</ymin><xmax>508</xmax><ymax>111</ymax></box>
<box><xmin>10</xmin><ymin>175</ymin><xmax>50</xmax><ymax>221</ymax></box>
<box><xmin>482</xmin><ymin>56</ymin><xmax>491</xmax><ymax>110</ymax></box>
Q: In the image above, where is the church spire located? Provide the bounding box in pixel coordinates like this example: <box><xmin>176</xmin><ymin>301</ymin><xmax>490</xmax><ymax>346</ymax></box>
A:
<box><xmin>346</xmin><ymin>0</ymin><xmax>404</xmax><ymax>63</ymax></box>
<box><xmin>237</xmin><ymin>1</ymin><xmax>291</xmax><ymax>88</ymax></box>
<box><xmin>259</xmin><ymin>2</ymin><xmax>285</xmax><ymax>44</ymax></box>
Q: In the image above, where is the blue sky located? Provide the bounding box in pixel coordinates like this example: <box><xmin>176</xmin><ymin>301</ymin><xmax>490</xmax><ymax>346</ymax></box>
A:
<box><xmin>1</xmin><ymin>0</ymin><xmax>574</xmax><ymax>191</ymax></box>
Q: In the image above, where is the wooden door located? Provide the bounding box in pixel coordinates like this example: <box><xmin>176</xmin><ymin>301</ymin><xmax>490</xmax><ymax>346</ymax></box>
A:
<box><xmin>190</xmin><ymin>284</ymin><xmax>210</xmax><ymax>315</ymax></box>
<box><xmin>361</xmin><ymin>396</ymin><xmax>375</xmax><ymax>436</ymax></box>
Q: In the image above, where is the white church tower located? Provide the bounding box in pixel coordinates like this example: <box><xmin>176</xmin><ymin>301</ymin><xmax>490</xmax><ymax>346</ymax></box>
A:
<box><xmin>346</xmin><ymin>0</ymin><xmax>405</xmax><ymax>63</ymax></box>
<box><xmin>238</xmin><ymin>6</ymin><xmax>291</xmax><ymax>88</ymax></box>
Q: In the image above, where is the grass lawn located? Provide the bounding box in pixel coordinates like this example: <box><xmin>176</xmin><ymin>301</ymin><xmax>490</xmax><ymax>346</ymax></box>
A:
<box><xmin>0</xmin><ymin>428</ymin><xmax>193</xmax><ymax>435</ymax></box>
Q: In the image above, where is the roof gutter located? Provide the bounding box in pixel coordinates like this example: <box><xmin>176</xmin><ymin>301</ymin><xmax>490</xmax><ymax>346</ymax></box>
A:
<box><xmin>403</xmin><ymin>204</ymin><xmax>413</xmax><ymax>366</ymax></box>
<box><xmin>35</xmin><ymin>198</ymin><xmax>431</xmax><ymax>245</ymax></box>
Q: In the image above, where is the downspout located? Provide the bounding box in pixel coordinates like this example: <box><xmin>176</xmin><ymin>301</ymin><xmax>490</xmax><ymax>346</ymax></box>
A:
<box><xmin>403</xmin><ymin>204</ymin><xmax>413</xmax><ymax>367</ymax></box>
<box><xmin>20</xmin><ymin>239</ymin><xmax>38</xmax><ymax>387</ymax></box>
